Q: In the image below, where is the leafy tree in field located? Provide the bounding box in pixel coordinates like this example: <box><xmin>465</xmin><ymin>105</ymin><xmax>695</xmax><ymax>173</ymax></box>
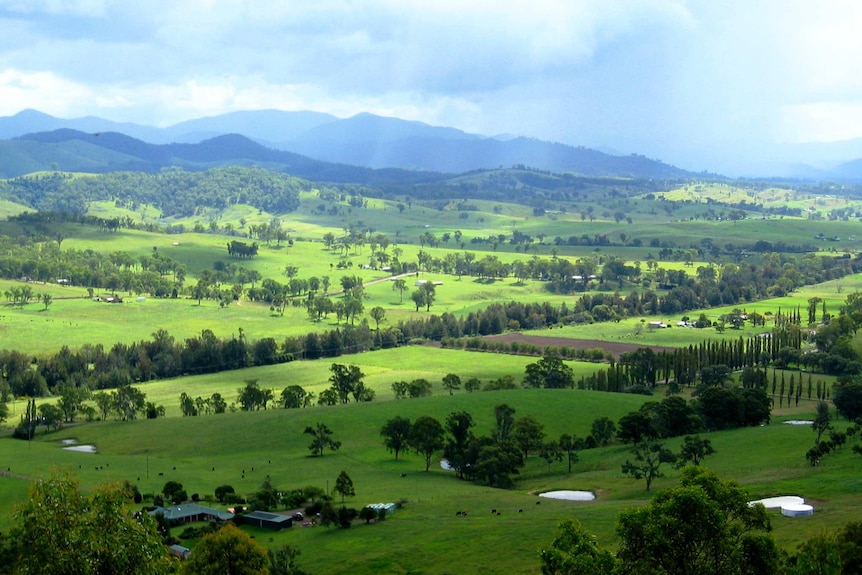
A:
<box><xmin>37</xmin><ymin>403</ymin><xmax>63</xmax><ymax>432</ymax></box>
<box><xmin>408</xmin><ymin>415</ymin><xmax>445</xmax><ymax>471</ymax></box>
<box><xmin>328</xmin><ymin>363</ymin><xmax>364</xmax><ymax>404</ymax></box>
<box><xmin>392</xmin><ymin>278</ymin><xmax>407</xmax><ymax>303</ymax></box>
<box><xmin>180</xmin><ymin>523</ymin><xmax>269</xmax><ymax>575</ymax></box>
<box><xmin>471</xmin><ymin>439</ymin><xmax>524</xmax><ymax>488</ymax></box>
<box><xmin>268</xmin><ymin>544</ymin><xmax>308</xmax><ymax>575</ymax></box>
<box><xmin>616</xmin><ymin>411</ymin><xmax>657</xmax><ymax>445</ymax></box>
<box><xmin>280</xmin><ymin>385</ymin><xmax>310</xmax><ymax>409</ymax></box>
<box><xmin>12</xmin><ymin>471</ymin><xmax>172</xmax><ymax>575</ymax></box>
<box><xmin>494</xmin><ymin>403</ymin><xmax>517</xmax><ymax>444</ymax></box>
<box><xmin>621</xmin><ymin>440</ymin><xmax>676</xmax><ymax>491</ymax></box>
<box><xmin>214</xmin><ymin>485</ymin><xmax>236</xmax><ymax>503</ymax></box>
<box><xmin>358</xmin><ymin>506</ymin><xmax>378</xmax><ymax>524</ymax></box>
<box><xmin>616</xmin><ymin>466</ymin><xmax>780</xmax><ymax>575</ymax></box>
<box><xmin>676</xmin><ymin>435</ymin><xmax>716</xmax><ymax>467</ymax></box>
<box><xmin>558</xmin><ymin>434</ymin><xmax>584</xmax><ymax>475</ymax></box>
<box><xmin>304</xmin><ymin>423</ymin><xmax>341</xmax><ymax>457</ymax></box>
<box><xmin>380</xmin><ymin>416</ymin><xmax>411</xmax><ymax>460</ymax></box>
<box><xmin>833</xmin><ymin>379</ymin><xmax>862</xmax><ymax>420</ymax></box>
<box><xmin>539</xmin><ymin>519</ymin><xmax>617</xmax><ymax>575</ymax></box>
<box><xmin>464</xmin><ymin>377</ymin><xmax>481</xmax><ymax>393</ymax></box>
<box><xmin>812</xmin><ymin>401</ymin><xmax>832</xmax><ymax>444</ymax></box>
<box><xmin>590</xmin><ymin>416</ymin><xmax>616</xmax><ymax>447</ymax></box>
<box><xmin>523</xmin><ymin>356</ymin><xmax>575</xmax><ymax>389</ymax></box>
<box><xmin>408</xmin><ymin>378</ymin><xmax>433</xmax><ymax>398</ymax></box>
<box><xmin>369</xmin><ymin>306</ymin><xmax>386</xmax><ymax>329</ymax></box>
<box><xmin>442</xmin><ymin>373</ymin><xmax>461</xmax><ymax>395</ymax></box>
<box><xmin>539</xmin><ymin>441</ymin><xmax>564</xmax><ymax>475</ymax></box>
<box><xmin>334</xmin><ymin>470</ymin><xmax>355</xmax><ymax>503</ymax></box>
<box><xmin>511</xmin><ymin>415</ymin><xmax>546</xmax><ymax>458</ymax></box>
<box><xmin>444</xmin><ymin>411</ymin><xmax>475</xmax><ymax>478</ymax></box>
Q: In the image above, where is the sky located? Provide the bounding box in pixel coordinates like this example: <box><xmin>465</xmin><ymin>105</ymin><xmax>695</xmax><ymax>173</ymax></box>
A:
<box><xmin>0</xmin><ymin>0</ymin><xmax>861</xmax><ymax>174</ymax></box>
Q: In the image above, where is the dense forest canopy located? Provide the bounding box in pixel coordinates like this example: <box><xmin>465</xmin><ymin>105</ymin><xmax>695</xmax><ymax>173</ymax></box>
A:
<box><xmin>0</xmin><ymin>167</ymin><xmax>306</xmax><ymax>216</ymax></box>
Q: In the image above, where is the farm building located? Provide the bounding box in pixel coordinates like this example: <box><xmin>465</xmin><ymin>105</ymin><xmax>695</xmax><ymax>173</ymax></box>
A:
<box><xmin>238</xmin><ymin>510</ymin><xmax>293</xmax><ymax>530</ymax></box>
<box><xmin>169</xmin><ymin>545</ymin><xmax>191</xmax><ymax>560</ymax></box>
<box><xmin>365</xmin><ymin>502</ymin><xmax>397</xmax><ymax>517</ymax></box>
<box><xmin>148</xmin><ymin>503</ymin><xmax>234</xmax><ymax>524</ymax></box>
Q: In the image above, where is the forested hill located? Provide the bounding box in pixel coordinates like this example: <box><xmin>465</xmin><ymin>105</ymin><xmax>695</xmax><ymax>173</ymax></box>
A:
<box><xmin>0</xmin><ymin>168</ymin><xmax>309</xmax><ymax>216</ymax></box>
<box><xmin>0</xmin><ymin>129</ymin><xmax>445</xmax><ymax>185</ymax></box>
<box><xmin>2</xmin><ymin>126</ymin><xmax>693</xmax><ymax>182</ymax></box>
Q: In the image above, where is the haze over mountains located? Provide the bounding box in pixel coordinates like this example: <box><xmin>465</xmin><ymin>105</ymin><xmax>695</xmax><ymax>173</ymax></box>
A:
<box><xmin>2</xmin><ymin>109</ymin><xmax>862</xmax><ymax>181</ymax></box>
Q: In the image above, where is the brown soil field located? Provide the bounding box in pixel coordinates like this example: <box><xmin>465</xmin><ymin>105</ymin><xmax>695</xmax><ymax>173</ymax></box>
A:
<box><xmin>478</xmin><ymin>333</ymin><xmax>676</xmax><ymax>359</ymax></box>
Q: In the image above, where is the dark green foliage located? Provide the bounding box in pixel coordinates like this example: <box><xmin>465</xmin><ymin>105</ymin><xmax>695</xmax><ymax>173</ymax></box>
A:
<box><xmin>269</xmin><ymin>544</ymin><xmax>308</xmax><ymax>575</ymax></box>
<box><xmin>676</xmin><ymin>435</ymin><xmax>716</xmax><ymax>467</ymax></box>
<box><xmin>333</xmin><ymin>470</ymin><xmax>355</xmax><ymax>503</ymax></box>
<box><xmin>523</xmin><ymin>356</ymin><xmax>575</xmax><ymax>389</ymax></box>
<box><xmin>408</xmin><ymin>415</ymin><xmax>445</xmax><ymax>471</ymax></box>
<box><xmin>621</xmin><ymin>440</ymin><xmax>676</xmax><ymax>491</ymax></box>
<box><xmin>304</xmin><ymin>423</ymin><xmax>341</xmax><ymax>457</ymax></box>
<box><xmin>539</xmin><ymin>519</ymin><xmax>617</xmax><ymax>575</ymax></box>
<box><xmin>833</xmin><ymin>379</ymin><xmax>862</xmax><ymax>420</ymax></box>
<box><xmin>380</xmin><ymin>416</ymin><xmax>412</xmax><ymax>460</ymax></box>
<box><xmin>616</xmin><ymin>467</ymin><xmax>779</xmax><ymax>574</ymax></box>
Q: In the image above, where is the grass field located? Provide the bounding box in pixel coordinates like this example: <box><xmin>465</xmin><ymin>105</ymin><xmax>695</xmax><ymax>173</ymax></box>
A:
<box><xmin>1</xmin><ymin>388</ymin><xmax>858</xmax><ymax>574</ymax></box>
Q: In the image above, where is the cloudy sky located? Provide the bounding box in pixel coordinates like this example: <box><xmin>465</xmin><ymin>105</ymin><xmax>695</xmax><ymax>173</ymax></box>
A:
<box><xmin>0</xmin><ymin>0</ymin><xmax>860</xmax><ymax>173</ymax></box>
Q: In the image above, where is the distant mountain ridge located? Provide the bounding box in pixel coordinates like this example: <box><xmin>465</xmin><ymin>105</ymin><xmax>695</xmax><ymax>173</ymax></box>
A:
<box><xmin>0</xmin><ymin>109</ymin><xmax>692</xmax><ymax>179</ymax></box>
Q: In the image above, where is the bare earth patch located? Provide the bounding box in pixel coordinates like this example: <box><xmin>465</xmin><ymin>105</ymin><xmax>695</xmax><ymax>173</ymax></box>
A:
<box><xmin>476</xmin><ymin>333</ymin><xmax>676</xmax><ymax>360</ymax></box>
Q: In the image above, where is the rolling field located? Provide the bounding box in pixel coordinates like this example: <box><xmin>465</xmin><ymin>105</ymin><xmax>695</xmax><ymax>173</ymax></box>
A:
<box><xmin>1</xmin><ymin>389</ymin><xmax>858</xmax><ymax>574</ymax></box>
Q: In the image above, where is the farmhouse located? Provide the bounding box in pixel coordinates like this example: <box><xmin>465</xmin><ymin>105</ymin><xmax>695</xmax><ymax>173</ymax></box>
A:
<box><xmin>148</xmin><ymin>503</ymin><xmax>234</xmax><ymax>524</ymax></box>
<box><xmin>237</xmin><ymin>510</ymin><xmax>293</xmax><ymax>530</ymax></box>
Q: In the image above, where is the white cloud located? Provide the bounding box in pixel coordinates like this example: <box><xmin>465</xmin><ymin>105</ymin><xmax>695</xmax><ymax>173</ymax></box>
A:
<box><xmin>0</xmin><ymin>69</ymin><xmax>94</xmax><ymax>116</ymax></box>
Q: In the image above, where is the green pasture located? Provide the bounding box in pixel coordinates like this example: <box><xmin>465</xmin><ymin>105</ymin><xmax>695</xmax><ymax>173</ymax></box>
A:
<box><xmin>1</xmin><ymin>389</ymin><xmax>859</xmax><ymax>574</ymax></box>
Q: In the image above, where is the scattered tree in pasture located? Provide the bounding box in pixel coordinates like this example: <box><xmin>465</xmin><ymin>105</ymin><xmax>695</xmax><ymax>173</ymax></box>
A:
<box><xmin>268</xmin><ymin>544</ymin><xmax>308</xmax><ymax>575</ymax></box>
<box><xmin>334</xmin><ymin>470</ymin><xmax>355</xmax><ymax>503</ymax></box>
<box><xmin>675</xmin><ymin>435</ymin><xmax>716</xmax><ymax>467</ymax></box>
<box><xmin>442</xmin><ymin>373</ymin><xmax>461</xmax><ymax>395</ymax></box>
<box><xmin>621</xmin><ymin>440</ymin><xmax>676</xmax><ymax>491</ymax></box>
<box><xmin>558</xmin><ymin>434</ymin><xmax>585</xmax><ymax>474</ymax></box>
<box><xmin>380</xmin><ymin>416</ymin><xmax>412</xmax><ymax>460</ymax></box>
<box><xmin>408</xmin><ymin>415</ymin><xmax>445</xmax><ymax>471</ymax></box>
<box><xmin>369</xmin><ymin>306</ymin><xmax>386</xmax><ymax>329</ymax></box>
<box><xmin>304</xmin><ymin>423</ymin><xmax>342</xmax><ymax>457</ymax></box>
<box><xmin>523</xmin><ymin>356</ymin><xmax>575</xmax><ymax>389</ymax></box>
<box><xmin>590</xmin><ymin>416</ymin><xmax>616</xmax><ymax>447</ymax></box>
<box><xmin>511</xmin><ymin>415</ymin><xmax>546</xmax><ymax>458</ymax></box>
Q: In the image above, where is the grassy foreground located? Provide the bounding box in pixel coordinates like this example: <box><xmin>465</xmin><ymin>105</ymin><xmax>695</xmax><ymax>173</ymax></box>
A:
<box><xmin>1</xmin><ymin>385</ymin><xmax>860</xmax><ymax>574</ymax></box>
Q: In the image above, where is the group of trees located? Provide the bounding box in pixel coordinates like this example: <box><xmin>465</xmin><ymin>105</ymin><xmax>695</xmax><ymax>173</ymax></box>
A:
<box><xmin>4</xmin><ymin>167</ymin><xmax>305</xmax><ymax>216</ymax></box>
<box><xmin>539</xmin><ymin>466</ymin><xmax>862</xmax><ymax>575</ymax></box>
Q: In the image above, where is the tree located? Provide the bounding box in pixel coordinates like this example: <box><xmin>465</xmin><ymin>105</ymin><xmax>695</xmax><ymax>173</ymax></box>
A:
<box><xmin>616</xmin><ymin>466</ymin><xmax>780</xmax><ymax>575</ymax></box>
<box><xmin>40</xmin><ymin>292</ymin><xmax>52</xmax><ymax>310</ymax></box>
<box><xmin>621</xmin><ymin>440</ymin><xmax>676</xmax><ymax>490</ymax></box>
<box><xmin>12</xmin><ymin>471</ymin><xmax>172</xmax><ymax>575</ymax></box>
<box><xmin>369</xmin><ymin>306</ymin><xmax>386</xmax><ymax>330</ymax></box>
<box><xmin>539</xmin><ymin>441</ymin><xmax>564</xmax><ymax>475</ymax></box>
<box><xmin>558</xmin><ymin>434</ymin><xmax>584</xmax><ymax>475</ymax></box>
<box><xmin>334</xmin><ymin>470</ymin><xmax>355</xmax><ymax>503</ymax></box>
<box><xmin>812</xmin><ymin>401</ymin><xmax>832</xmax><ymax>445</ymax></box>
<box><xmin>280</xmin><ymin>385</ymin><xmax>309</xmax><ymax>409</ymax></box>
<box><xmin>304</xmin><ymin>423</ymin><xmax>341</xmax><ymax>457</ymax></box>
<box><xmin>616</xmin><ymin>411</ymin><xmax>657</xmax><ymax>445</ymax></box>
<box><xmin>444</xmin><ymin>411</ymin><xmax>475</xmax><ymax>478</ymax></box>
<box><xmin>329</xmin><ymin>363</ymin><xmax>364</xmax><ymax>404</ymax></box>
<box><xmin>358</xmin><ymin>506</ymin><xmax>378</xmax><ymax>524</ymax></box>
<box><xmin>392</xmin><ymin>278</ymin><xmax>407</xmax><ymax>303</ymax></box>
<box><xmin>523</xmin><ymin>356</ymin><xmax>575</xmax><ymax>389</ymax></box>
<box><xmin>494</xmin><ymin>403</ymin><xmax>517</xmax><ymax>443</ymax></box>
<box><xmin>442</xmin><ymin>373</ymin><xmax>461</xmax><ymax>395</ymax></box>
<box><xmin>408</xmin><ymin>415</ymin><xmax>445</xmax><ymax>471</ymax></box>
<box><xmin>590</xmin><ymin>416</ymin><xmax>616</xmax><ymax>447</ymax></box>
<box><xmin>411</xmin><ymin>282</ymin><xmax>436</xmax><ymax>311</ymax></box>
<box><xmin>539</xmin><ymin>519</ymin><xmax>617</xmax><ymax>575</ymax></box>
<box><xmin>676</xmin><ymin>435</ymin><xmax>716</xmax><ymax>467</ymax></box>
<box><xmin>511</xmin><ymin>415</ymin><xmax>546</xmax><ymax>458</ymax></box>
<box><xmin>833</xmin><ymin>380</ymin><xmax>862</xmax><ymax>420</ymax></box>
<box><xmin>380</xmin><ymin>416</ymin><xmax>411</xmax><ymax>460</ymax></box>
<box><xmin>268</xmin><ymin>544</ymin><xmax>308</xmax><ymax>575</ymax></box>
<box><xmin>180</xmin><ymin>523</ymin><xmax>269</xmax><ymax>575</ymax></box>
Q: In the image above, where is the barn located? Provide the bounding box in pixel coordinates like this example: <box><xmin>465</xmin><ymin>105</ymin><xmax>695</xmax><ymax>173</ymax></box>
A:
<box><xmin>239</xmin><ymin>510</ymin><xmax>293</xmax><ymax>530</ymax></box>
